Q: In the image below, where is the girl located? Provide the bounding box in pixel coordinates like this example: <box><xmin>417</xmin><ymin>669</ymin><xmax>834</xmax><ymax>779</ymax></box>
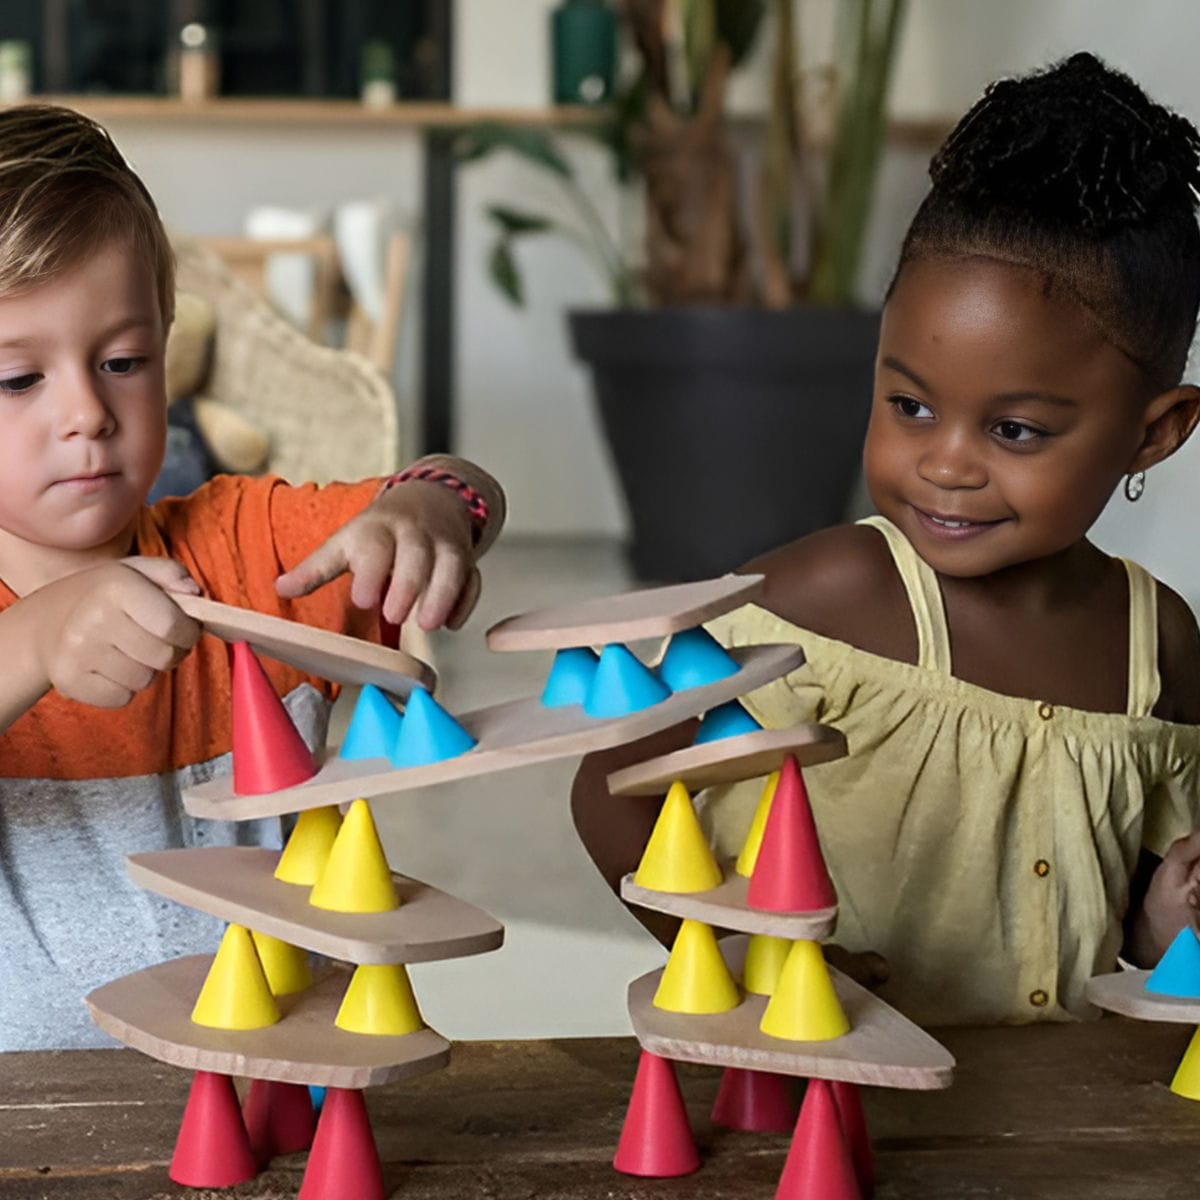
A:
<box><xmin>572</xmin><ymin>52</ymin><xmax>1200</xmax><ymax>1026</ymax></box>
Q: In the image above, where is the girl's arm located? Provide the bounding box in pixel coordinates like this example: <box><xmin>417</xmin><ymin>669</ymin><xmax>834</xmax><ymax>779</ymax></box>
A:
<box><xmin>1125</xmin><ymin>833</ymin><xmax>1200</xmax><ymax>966</ymax></box>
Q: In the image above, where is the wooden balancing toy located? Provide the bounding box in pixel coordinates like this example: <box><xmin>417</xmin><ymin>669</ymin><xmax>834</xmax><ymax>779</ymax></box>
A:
<box><xmin>606</xmin><ymin>708</ymin><xmax>956</xmax><ymax>1196</ymax></box>
<box><xmin>1087</xmin><ymin>924</ymin><xmax>1200</xmax><ymax>1104</ymax></box>
<box><xmin>81</xmin><ymin>573</ymin><xmax>954</xmax><ymax>1196</ymax></box>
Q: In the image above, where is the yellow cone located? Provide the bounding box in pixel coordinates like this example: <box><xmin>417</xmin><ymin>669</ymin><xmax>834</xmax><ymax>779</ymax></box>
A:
<box><xmin>191</xmin><ymin>924</ymin><xmax>281</xmax><ymax>1030</ymax></box>
<box><xmin>251</xmin><ymin>930</ymin><xmax>313</xmax><ymax>996</ymax></box>
<box><xmin>1171</xmin><ymin>1026</ymin><xmax>1200</xmax><ymax>1099</ymax></box>
<box><xmin>760</xmin><ymin>939</ymin><xmax>849</xmax><ymax>1041</ymax></box>
<box><xmin>634</xmin><ymin>781</ymin><xmax>723</xmax><ymax>893</ymax></box>
<box><xmin>742</xmin><ymin>933</ymin><xmax>791</xmax><ymax>995</ymax></box>
<box><xmin>653</xmin><ymin>919</ymin><xmax>741</xmax><ymax>1014</ymax></box>
<box><xmin>275</xmin><ymin>805</ymin><xmax>343</xmax><ymax>885</ymax></box>
<box><xmin>735</xmin><ymin>771</ymin><xmax>780</xmax><ymax>877</ymax></box>
<box><xmin>335</xmin><ymin>964</ymin><xmax>424</xmax><ymax>1036</ymax></box>
<box><xmin>309</xmin><ymin>799</ymin><xmax>399</xmax><ymax>913</ymax></box>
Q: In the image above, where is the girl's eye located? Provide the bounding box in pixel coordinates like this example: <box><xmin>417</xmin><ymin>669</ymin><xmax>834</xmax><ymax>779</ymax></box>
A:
<box><xmin>890</xmin><ymin>395</ymin><xmax>933</xmax><ymax>420</ymax></box>
<box><xmin>993</xmin><ymin>419</ymin><xmax>1042</xmax><ymax>443</ymax></box>
<box><xmin>102</xmin><ymin>357</ymin><xmax>145</xmax><ymax>376</ymax></box>
<box><xmin>0</xmin><ymin>373</ymin><xmax>40</xmax><ymax>394</ymax></box>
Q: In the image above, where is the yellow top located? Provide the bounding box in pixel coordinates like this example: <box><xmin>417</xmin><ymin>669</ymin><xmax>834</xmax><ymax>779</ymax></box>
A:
<box><xmin>700</xmin><ymin>516</ymin><xmax>1200</xmax><ymax>1026</ymax></box>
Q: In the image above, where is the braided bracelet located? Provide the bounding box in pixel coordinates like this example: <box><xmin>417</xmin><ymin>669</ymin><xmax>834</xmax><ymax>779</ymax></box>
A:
<box><xmin>381</xmin><ymin>467</ymin><xmax>489</xmax><ymax>545</ymax></box>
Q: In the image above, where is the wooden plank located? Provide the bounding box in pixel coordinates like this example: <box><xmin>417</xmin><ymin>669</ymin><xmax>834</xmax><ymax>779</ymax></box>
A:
<box><xmin>608</xmin><ymin>725</ymin><xmax>848</xmax><ymax>795</ymax></box>
<box><xmin>174</xmin><ymin>594</ymin><xmax>435</xmax><ymax>695</ymax></box>
<box><xmin>182</xmin><ymin>644</ymin><xmax>805</xmax><ymax>820</ymax></box>
<box><xmin>126</xmin><ymin>848</ymin><xmax>504</xmax><ymax>965</ymax></box>
<box><xmin>1087</xmin><ymin>968</ymin><xmax>1200</xmax><ymax>1022</ymax></box>
<box><xmin>620</xmin><ymin>869</ymin><xmax>837</xmax><ymax>940</ymax></box>
<box><xmin>85</xmin><ymin>960</ymin><xmax>450</xmax><ymax>1088</ymax></box>
<box><xmin>628</xmin><ymin>936</ymin><xmax>954</xmax><ymax>1090</ymax></box>
<box><xmin>485</xmin><ymin>574</ymin><xmax>764</xmax><ymax>651</ymax></box>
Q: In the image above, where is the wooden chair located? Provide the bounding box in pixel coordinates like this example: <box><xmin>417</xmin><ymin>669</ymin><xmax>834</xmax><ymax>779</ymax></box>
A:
<box><xmin>196</xmin><ymin>232</ymin><xmax>410</xmax><ymax>377</ymax></box>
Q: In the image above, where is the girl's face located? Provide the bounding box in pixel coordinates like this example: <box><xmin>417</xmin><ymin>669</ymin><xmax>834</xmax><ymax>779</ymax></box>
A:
<box><xmin>863</xmin><ymin>255</ymin><xmax>1153</xmax><ymax>579</ymax></box>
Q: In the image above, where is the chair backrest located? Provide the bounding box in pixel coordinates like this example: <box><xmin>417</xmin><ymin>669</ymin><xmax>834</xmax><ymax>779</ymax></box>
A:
<box><xmin>196</xmin><ymin>232</ymin><xmax>409</xmax><ymax>377</ymax></box>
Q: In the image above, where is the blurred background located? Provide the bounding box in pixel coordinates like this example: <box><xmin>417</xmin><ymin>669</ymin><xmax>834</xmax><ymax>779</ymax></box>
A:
<box><xmin>5</xmin><ymin>0</ymin><xmax>1198</xmax><ymax>1037</ymax></box>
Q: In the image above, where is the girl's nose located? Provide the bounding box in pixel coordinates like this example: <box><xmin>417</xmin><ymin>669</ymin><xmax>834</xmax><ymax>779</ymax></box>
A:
<box><xmin>57</xmin><ymin>378</ymin><xmax>116</xmax><ymax>440</ymax></box>
<box><xmin>916</xmin><ymin>430</ymin><xmax>987</xmax><ymax>490</ymax></box>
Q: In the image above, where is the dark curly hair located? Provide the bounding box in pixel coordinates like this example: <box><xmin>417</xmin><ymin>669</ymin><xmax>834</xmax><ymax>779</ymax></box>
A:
<box><xmin>894</xmin><ymin>52</ymin><xmax>1200</xmax><ymax>390</ymax></box>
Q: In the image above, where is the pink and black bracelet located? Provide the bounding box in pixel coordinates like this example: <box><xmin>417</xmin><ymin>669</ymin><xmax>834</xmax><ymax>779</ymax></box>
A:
<box><xmin>381</xmin><ymin>466</ymin><xmax>490</xmax><ymax>545</ymax></box>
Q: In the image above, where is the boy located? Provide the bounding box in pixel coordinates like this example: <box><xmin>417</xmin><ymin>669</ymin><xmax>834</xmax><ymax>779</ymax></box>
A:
<box><xmin>0</xmin><ymin>104</ymin><xmax>505</xmax><ymax>1050</ymax></box>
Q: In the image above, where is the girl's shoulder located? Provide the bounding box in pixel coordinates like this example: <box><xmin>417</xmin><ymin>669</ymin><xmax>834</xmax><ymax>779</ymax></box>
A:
<box><xmin>1153</xmin><ymin>577</ymin><xmax>1200</xmax><ymax>724</ymax></box>
<box><xmin>742</xmin><ymin>524</ymin><xmax>918</xmax><ymax>663</ymax></box>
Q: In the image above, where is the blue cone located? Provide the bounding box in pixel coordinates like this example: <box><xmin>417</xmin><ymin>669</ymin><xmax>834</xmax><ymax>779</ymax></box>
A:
<box><xmin>657</xmin><ymin>627</ymin><xmax>740</xmax><ymax>692</ymax></box>
<box><xmin>340</xmin><ymin>684</ymin><xmax>404</xmax><ymax>760</ymax></box>
<box><xmin>694</xmin><ymin>700</ymin><xmax>761</xmax><ymax>744</ymax></box>
<box><xmin>308</xmin><ymin>1085</ymin><xmax>326</xmax><ymax>1113</ymax></box>
<box><xmin>390</xmin><ymin>686</ymin><xmax>476</xmax><ymax>768</ymax></box>
<box><xmin>541</xmin><ymin>646</ymin><xmax>600</xmax><ymax>708</ymax></box>
<box><xmin>583</xmin><ymin>643</ymin><xmax>671</xmax><ymax>719</ymax></box>
<box><xmin>1146</xmin><ymin>926</ymin><xmax>1200</xmax><ymax>997</ymax></box>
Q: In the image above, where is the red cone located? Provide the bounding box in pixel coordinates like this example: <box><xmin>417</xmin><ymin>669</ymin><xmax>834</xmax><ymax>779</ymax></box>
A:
<box><xmin>169</xmin><ymin>1070</ymin><xmax>258</xmax><ymax>1187</ymax></box>
<box><xmin>613</xmin><ymin>1050</ymin><xmax>700</xmax><ymax>1177</ymax></box>
<box><xmin>712</xmin><ymin>1067</ymin><xmax>799</xmax><ymax>1133</ymax></box>
<box><xmin>746</xmin><ymin>754</ymin><xmax>836</xmax><ymax>912</ymax></box>
<box><xmin>831</xmin><ymin>1079</ymin><xmax>875</xmax><ymax>1197</ymax></box>
<box><xmin>297</xmin><ymin>1088</ymin><xmax>385</xmax><ymax>1200</ymax></box>
<box><xmin>243</xmin><ymin>1078</ymin><xmax>316</xmax><ymax>1164</ymax></box>
<box><xmin>230</xmin><ymin>641</ymin><xmax>318</xmax><ymax>794</ymax></box>
<box><xmin>775</xmin><ymin>1079</ymin><xmax>861</xmax><ymax>1200</ymax></box>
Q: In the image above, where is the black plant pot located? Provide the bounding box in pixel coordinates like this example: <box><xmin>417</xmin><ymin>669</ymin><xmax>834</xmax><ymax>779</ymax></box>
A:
<box><xmin>570</xmin><ymin>307</ymin><xmax>879</xmax><ymax>581</ymax></box>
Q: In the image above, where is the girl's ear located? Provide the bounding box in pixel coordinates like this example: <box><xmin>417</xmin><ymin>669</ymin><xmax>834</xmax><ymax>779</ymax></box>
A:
<box><xmin>1129</xmin><ymin>385</ymin><xmax>1200</xmax><ymax>473</ymax></box>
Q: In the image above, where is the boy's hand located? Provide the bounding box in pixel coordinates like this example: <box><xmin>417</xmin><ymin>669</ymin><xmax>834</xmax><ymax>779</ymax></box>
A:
<box><xmin>823</xmin><ymin>943</ymin><xmax>890</xmax><ymax>991</ymax></box>
<box><xmin>31</xmin><ymin>558</ymin><xmax>201</xmax><ymax>708</ymax></box>
<box><xmin>1134</xmin><ymin>830</ymin><xmax>1200</xmax><ymax>963</ymax></box>
<box><xmin>275</xmin><ymin>481</ymin><xmax>481</xmax><ymax>631</ymax></box>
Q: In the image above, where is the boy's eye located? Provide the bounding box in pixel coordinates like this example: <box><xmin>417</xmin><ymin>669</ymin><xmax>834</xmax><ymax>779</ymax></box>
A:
<box><xmin>890</xmin><ymin>395</ymin><xmax>933</xmax><ymax>419</ymax></box>
<box><xmin>993</xmin><ymin>419</ymin><xmax>1042</xmax><ymax>443</ymax></box>
<box><xmin>101</xmin><ymin>357</ymin><xmax>145</xmax><ymax>375</ymax></box>
<box><xmin>0</xmin><ymin>373</ymin><xmax>40</xmax><ymax>393</ymax></box>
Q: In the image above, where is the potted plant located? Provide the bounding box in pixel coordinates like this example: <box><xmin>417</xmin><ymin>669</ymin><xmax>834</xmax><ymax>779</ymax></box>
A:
<box><xmin>456</xmin><ymin>0</ymin><xmax>907</xmax><ymax>580</ymax></box>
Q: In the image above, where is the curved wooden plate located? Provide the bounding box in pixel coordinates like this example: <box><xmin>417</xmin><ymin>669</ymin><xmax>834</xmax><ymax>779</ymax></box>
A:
<box><xmin>127</xmin><ymin>848</ymin><xmax>504</xmax><ymax>965</ymax></box>
<box><xmin>183</xmin><ymin>643</ymin><xmax>805</xmax><ymax>821</ymax></box>
<box><xmin>620</xmin><ymin>869</ymin><xmax>837</xmax><ymax>940</ymax></box>
<box><xmin>1086</xmin><ymin>969</ymin><xmax>1200</xmax><ymax>1023</ymax></box>
<box><xmin>86</xmin><ymin>960</ymin><xmax>450</xmax><ymax>1088</ymax></box>
<box><xmin>175</xmin><ymin>594</ymin><xmax>435</xmax><ymax>695</ymax></box>
<box><xmin>607</xmin><ymin>725</ymin><xmax>848</xmax><ymax>796</ymax></box>
<box><xmin>628</xmin><ymin>935</ymin><xmax>954</xmax><ymax>1090</ymax></box>
<box><xmin>485</xmin><ymin>574</ymin><xmax>764</xmax><ymax>652</ymax></box>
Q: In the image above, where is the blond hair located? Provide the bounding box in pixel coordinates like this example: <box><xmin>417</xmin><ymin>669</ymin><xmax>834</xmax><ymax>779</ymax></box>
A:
<box><xmin>0</xmin><ymin>104</ymin><xmax>174</xmax><ymax>323</ymax></box>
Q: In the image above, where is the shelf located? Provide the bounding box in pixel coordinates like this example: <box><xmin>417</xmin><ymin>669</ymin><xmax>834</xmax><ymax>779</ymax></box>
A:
<box><xmin>628</xmin><ymin>936</ymin><xmax>954</xmax><ymax>1090</ymax></box>
<box><xmin>620</xmin><ymin>869</ymin><xmax>836</xmax><ymax>941</ymax></box>
<box><xmin>127</xmin><ymin>848</ymin><xmax>504</xmax><ymax>965</ymax></box>
<box><xmin>86</xmin><ymin>959</ymin><xmax>451</xmax><ymax>1088</ymax></box>
<box><xmin>1086</xmin><ymin>969</ymin><xmax>1200</xmax><ymax>1023</ymax></box>
<box><xmin>183</xmin><ymin>642</ymin><xmax>806</xmax><ymax>820</ymax></box>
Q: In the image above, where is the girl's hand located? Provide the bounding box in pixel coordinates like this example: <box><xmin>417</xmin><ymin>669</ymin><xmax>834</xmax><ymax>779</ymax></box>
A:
<box><xmin>275</xmin><ymin>481</ymin><xmax>481</xmax><ymax>631</ymax></box>
<box><xmin>823</xmin><ymin>943</ymin><xmax>890</xmax><ymax>990</ymax></box>
<box><xmin>1132</xmin><ymin>831</ymin><xmax>1200</xmax><ymax>964</ymax></box>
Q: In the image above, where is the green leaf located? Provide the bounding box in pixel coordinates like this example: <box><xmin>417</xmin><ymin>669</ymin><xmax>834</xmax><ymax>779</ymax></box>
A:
<box><xmin>488</xmin><ymin>238</ymin><xmax>524</xmax><ymax>306</ymax></box>
<box><xmin>453</xmin><ymin>123</ymin><xmax>573</xmax><ymax>180</ymax></box>
<box><xmin>486</xmin><ymin>205</ymin><xmax>553</xmax><ymax>235</ymax></box>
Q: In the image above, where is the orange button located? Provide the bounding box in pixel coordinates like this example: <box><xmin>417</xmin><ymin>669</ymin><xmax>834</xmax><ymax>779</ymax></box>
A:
<box><xmin>1036</xmin><ymin>702</ymin><xmax>1054</xmax><ymax>720</ymax></box>
<box><xmin>1029</xmin><ymin>989</ymin><xmax>1049</xmax><ymax>1007</ymax></box>
<box><xmin>1034</xmin><ymin>860</ymin><xmax>1050</xmax><ymax>877</ymax></box>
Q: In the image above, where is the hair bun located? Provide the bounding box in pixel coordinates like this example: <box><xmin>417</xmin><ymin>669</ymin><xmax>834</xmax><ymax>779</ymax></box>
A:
<box><xmin>930</xmin><ymin>52</ymin><xmax>1200</xmax><ymax>235</ymax></box>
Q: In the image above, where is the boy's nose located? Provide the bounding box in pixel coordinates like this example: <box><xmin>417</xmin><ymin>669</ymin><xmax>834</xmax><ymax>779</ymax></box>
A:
<box><xmin>916</xmin><ymin>431</ymin><xmax>987</xmax><ymax>490</ymax></box>
<box><xmin>57</xmin><ymin>380</ymin><xmax>116</xmax><ymax>439</ymax></box>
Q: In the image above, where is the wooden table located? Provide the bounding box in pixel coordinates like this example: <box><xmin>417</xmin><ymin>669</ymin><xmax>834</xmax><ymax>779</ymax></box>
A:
<box><xmin>0</xmin><ymin>1018</ymin><xmax>1196</xmax><ymax>1199</ymax></box>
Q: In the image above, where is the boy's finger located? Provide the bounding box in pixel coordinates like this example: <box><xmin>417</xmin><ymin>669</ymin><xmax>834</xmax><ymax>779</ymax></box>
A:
<box><xmin>276</xmin><ymin>542</ymin><xmax>351</xmax><ymax>598</ymax></box>
<box><xmin>381</xmin><ymin>544</ymin><xmax>433</xmax><ymax>627</ymax></box>
<box><xmin>347</xmin><ymin>537</ymin><xmax>398</xmax><ymax>612</ymax></box>
<box><xmin>416</xmin><ymin>548</ymin><xmax>468</xmax><ymax>631</ymax></box>
<box><xmin>122</xmin><ymin>556</ymin><xmax>201</xmax><ymax>595</ymax></box>
<box><xmin>445</xmin><ymin>566</ymin><xmax>482</xmax><ymax>631</ymax></box>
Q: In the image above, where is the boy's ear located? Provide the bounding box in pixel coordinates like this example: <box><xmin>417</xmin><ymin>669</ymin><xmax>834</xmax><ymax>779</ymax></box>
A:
<box><xmin>1129</xmin><ymin>384</ymin><xmax>1200</xmax><ymax>473</ymax></box>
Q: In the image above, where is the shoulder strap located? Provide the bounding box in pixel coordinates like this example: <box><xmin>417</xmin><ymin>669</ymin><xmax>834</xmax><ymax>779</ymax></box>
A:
<box><xmin>857</xmin><ymin>516</ymin><xmax>952</xmax><ymax>674</ymax></box>
<box><xmin>1122</xmin><ymin>559</ymin><xmax>1161</xmax><ymax>717</ymax></box>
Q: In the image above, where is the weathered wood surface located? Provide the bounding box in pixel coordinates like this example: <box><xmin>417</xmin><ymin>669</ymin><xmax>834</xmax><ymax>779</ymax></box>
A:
<box><xmin>0</xmin><ymin>1021</ymin><xmax>1196</xmax><ymax>1198</ymax></box>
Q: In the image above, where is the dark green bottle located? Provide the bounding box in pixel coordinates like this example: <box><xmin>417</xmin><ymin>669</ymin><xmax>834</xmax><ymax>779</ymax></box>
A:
<box><xmin>551</xmin><ymin>0</ymin><xmax>617</xmax><ymax>105</ymax></box>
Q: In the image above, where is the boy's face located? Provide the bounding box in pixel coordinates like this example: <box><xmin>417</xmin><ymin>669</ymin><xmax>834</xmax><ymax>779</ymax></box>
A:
<box><xmin>862</xmin><ymin>256</ymin><xmax>1151</xmax><ymax>579</ymax></box>
<box><xmin>0</xmin><ymin>237</ymin><xmax>166</xmax><ymax>561</ymax></box>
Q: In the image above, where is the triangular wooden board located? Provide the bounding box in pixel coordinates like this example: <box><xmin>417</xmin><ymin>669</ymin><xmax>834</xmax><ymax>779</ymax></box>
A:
<box><xmin>608</xmin><ymin>725</ymin><xmax>848</xmax><ymax>795</ymax></box>
<box><xmin>175</xmin><ymin>594</ymin><xmax>435</xmax><ymax>695</ymax></box>
<box><xmin>127</xmin><ymin>848</ymin><xmax>504</xmax><ymax>965</ymax></box>
<box><xmin>86</xmin><ymin>959</ymin><xmax>450</xmax><ymax>1088</ymax></box>
<box><xmin>183</xmin><ymin>644</ymin><xmax>805</xmax><ymax>821</ymax></box>
<box><xmin>628</xmin><ymin>935</ymin><xmax>954</xmax><ymax>1090</ymax></box>
<box><xmin>1086</xmin><ymin>968</ymin><xmax>1200</xmax><ymax>1022</ymax></box>
<box><xmin>485</xmin><ymin>574</ymin><xmax>764</xmax><ymax>652</ymax></box>
<box><xmin>620</xmin><ymin>868</ymin><xmax>837</xmax><ymax>941</ymax></box>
